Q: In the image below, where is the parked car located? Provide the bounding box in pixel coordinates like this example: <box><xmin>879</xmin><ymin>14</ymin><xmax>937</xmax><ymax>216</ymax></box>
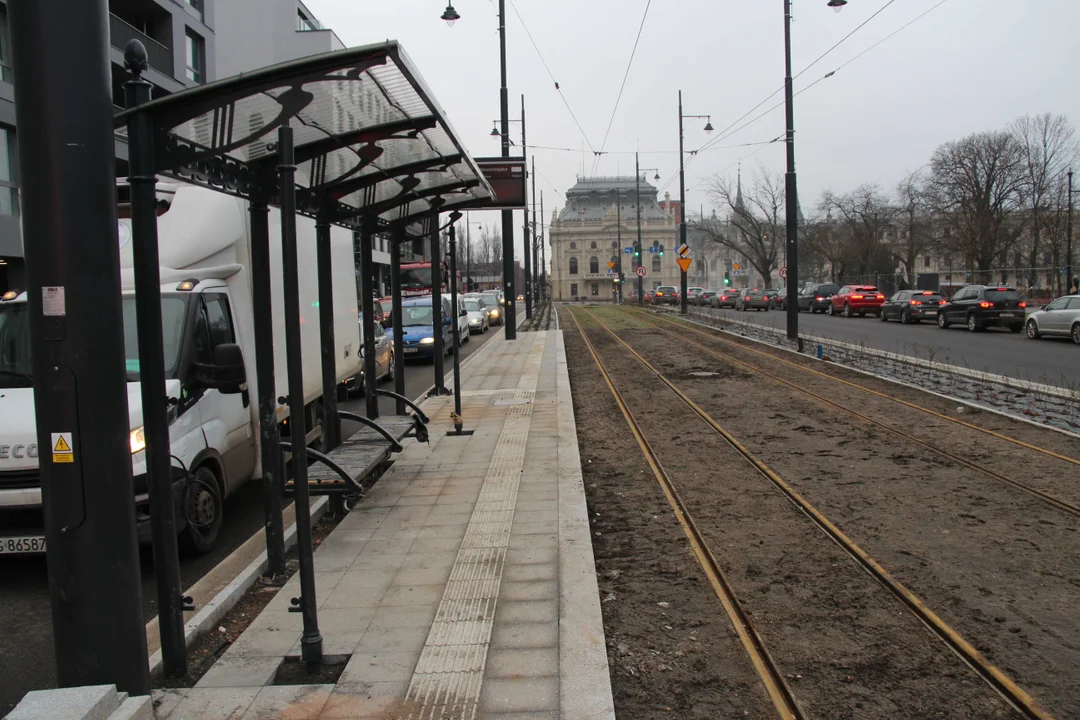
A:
<box><xmin>827</xmin><ymin>285</ymin><xmax>885</xmax><ymax>317</ymax></box>
<box><xmin>464</xmin><ymin>297</ymin><xmax>490</xmax><ymax>334</ymax></box>
<box><xmin>1025</xmin><ymin>295</ymin><xmax>1080</xmax><ymax>344</ymax></box>
<box><xmin>686</xmin><ymin>287</ymin><xmax>705</xmax><ymax>304</ymax></box>
<box><xmin>630</xmin><ymin>289</ymin><xmax>654</xmax><ymax>304</ymax></box>
<box><xmin>769</xmin><ymin>287</ymin><xmax>787</xmax><ymax>310</ymax></box>
<box><xmin>352</xmin><ymin>314</ymin><xmax>394</xmax><ymax>394</ymax></box>
<box><xmin>388</xmin><ymin>296</ymin><xmax>456</xmax><ymax>360</ymax></box>
<box><xmin>937</xmin><ymin>285</ymin><xmax>1026</xmax><ymax>333</ymax></box>
<box><xmin>711</xmin><ymin>288</ymin><xmax>739</xmax><ymax>308</ymax></box>
<box><xmin>879</xmin><ymin>290</ymin><xmax>944</xmax><ymax>324</ymax></box>
<box><xmin>480</xmin><ymin>291</ymin><xmax>505</xmax><ymax>325</ymax></box>
<box><xmin>454</xmin><ymin>295</ymin><xmax>470</xmax><ymax>346</ymax></box>
<box><xmin>798</xmin><ymin>283</ymin><xmax>841</xmax><ymax>313</ymax></box>
<box><xmin>736</xmin><ymin>288</ymin><xmax>771</xmax><ymax>311</ymax></box>
<box><xmin>697</xmin><ymin>289</ymin><xmax>719</xmax><ymax>306</ymax></box>
<box><xmin>655</xmin><ymin>286</ymin><xmax>679</xmax><ymax>305</ymax></box>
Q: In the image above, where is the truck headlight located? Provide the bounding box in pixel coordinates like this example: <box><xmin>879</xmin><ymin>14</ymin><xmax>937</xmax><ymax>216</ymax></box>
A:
<box><xmin>420</xmin><ymin>337</ymin><xmax>436</xmax><ymax>345</ymax></box>
<box><xmin>129</xmin><ymin>426</ymin><xmax>146</xmax><ymax>455</ymax></box>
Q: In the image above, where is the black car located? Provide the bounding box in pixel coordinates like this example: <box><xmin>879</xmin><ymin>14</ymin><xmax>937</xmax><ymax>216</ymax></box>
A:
<box><xmin>769</xmin><ymin>287</ymin><xmax>788</xmax><ymax>310</ymax></box>
<box><xmin>937</xmin><ymin>285</ymin><xmax>1026</xmax><ymax>332</ymax></box>
<box><xmin>798</xmin><ymin>283</ymin><xmax>840</xmax><ymax>313</ymax></box>
<box><xmin>697</xmin><ymin>289</ymin><xmax>720</xmax><ymax>306</ymax></box>
<box><xmin>879</xmin><ymin>290</ymin><xmax>944</xmax><ymax>324</ymax></box>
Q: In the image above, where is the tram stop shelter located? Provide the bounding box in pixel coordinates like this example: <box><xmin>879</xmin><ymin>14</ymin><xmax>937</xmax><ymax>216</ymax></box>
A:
<box><xmin>114</xmin><ymin>40</ymin><xmax>495</xmax><ymax>676</ymax></box>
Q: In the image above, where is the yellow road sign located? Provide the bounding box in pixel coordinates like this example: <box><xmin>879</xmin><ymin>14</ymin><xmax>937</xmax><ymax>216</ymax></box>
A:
<box><xmin>677</xmin><ymin>257</ymin><xmax>693</xmax><ymax>272</ymax></box>
<box><xmin>608</xmin><ymin>261</ymin><xmax>615</xmax><ymax>269</ymax></box>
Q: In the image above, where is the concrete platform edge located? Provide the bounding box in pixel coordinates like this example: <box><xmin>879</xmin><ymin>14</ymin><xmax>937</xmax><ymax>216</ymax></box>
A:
<box><xmin>554</xmin><ymin>329</ymin><xmax>617</xmax><ymax>720</ymax></box>
<box><xmin>146</xmin><ymin>496</ymin><xmax>329</xmax><ymax>679</ymax></box>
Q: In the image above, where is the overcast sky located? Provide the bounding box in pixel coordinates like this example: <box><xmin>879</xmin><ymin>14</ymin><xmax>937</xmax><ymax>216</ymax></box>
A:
<box><xmin>307</xmin><ymin>0</ymin><xmax>1080</xmax><ymax>260</ymax></box>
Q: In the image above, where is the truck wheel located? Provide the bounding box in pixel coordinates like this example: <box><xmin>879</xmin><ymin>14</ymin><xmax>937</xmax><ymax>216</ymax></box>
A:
<box><xmin>179</xmin><ymin>465</ymin><xmax>223</xmax><ymax>556</ymax></box>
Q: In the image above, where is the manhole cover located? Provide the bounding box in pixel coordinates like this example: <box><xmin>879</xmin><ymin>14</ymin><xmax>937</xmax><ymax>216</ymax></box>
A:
<box><xmin>689</xmin><ymin>371</ymin><xmax>718</xmax><ymax>377</ymax></box>
<box><xmin>493</xmin><ymin>398</ymin><xmax>531</xmax><ymax>406</ymax></box>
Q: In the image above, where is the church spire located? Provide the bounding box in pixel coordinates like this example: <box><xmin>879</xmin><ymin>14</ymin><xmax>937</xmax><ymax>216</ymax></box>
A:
<box><xmin>734</xmin><ymin>163</ymin><xmax>746</xmax><ymax>213</ymax></box>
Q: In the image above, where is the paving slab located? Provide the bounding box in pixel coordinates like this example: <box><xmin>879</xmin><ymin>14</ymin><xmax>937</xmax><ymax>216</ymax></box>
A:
<box><xmin>155</xmin><ymin>328</ymin><xmax>614</xmax><ymax>719</ymax></box>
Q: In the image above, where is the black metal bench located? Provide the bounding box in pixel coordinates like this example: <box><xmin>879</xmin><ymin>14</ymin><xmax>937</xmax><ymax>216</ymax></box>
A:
<box><xmin>283</xmin><ymin>390</ymin><xmax>429</xmax><ymax>499</ymax></box>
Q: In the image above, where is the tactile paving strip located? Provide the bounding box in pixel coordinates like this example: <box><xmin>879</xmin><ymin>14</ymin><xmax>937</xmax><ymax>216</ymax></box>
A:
<box><xmin>405</xmin><ymin>332</ymin><xmax>546</xmax><ymax>719</ymax></box>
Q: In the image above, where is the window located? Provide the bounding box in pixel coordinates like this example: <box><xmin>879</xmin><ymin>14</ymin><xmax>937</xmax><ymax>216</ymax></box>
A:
<box><xmin>652</xmin><ymin>255</ymin><xmax>661</xmax><ymax>272</ymax></box>
<box><xmin>204</xmin><ymin>296</ymin><xmax>236</xmax><ymax>352</ymax></box>
<box><xmin>591</xmin><ymin>283</ymin><xmax>599</xmax><ymax>296</ymax></box>
<box><xmin>569</xmin><ymin>242</ymin><xmax>576</xmax><ymax>250</ymax></box>
<box><xmin>298</xmin><ymin>9</ymin><xmax>319</xmax><ymax>31</ymax></box>
<box><xmin>0</xmin><ymin>4</ymin><xmax>12</xmax><ymax>83</ymax></box>
<box><xmin>569</xmin><ymin>257</ymin><xmax>578</xmax><ymax>275</ymax></box>
<box><xmin>1067</xmin><ymin>298</ymin><xmax>1080</xmax><ymax>310</ymax></box>
<box><xmin>590</xmin><ymin>241</ymin><xmax>597</xmax><ymax>249</ymax></box>
<box><xmin>924</xmin><ymin>255</ymin><xmax>931</xmax><ymax>268</ymax></box>
<box><xmin>589</xmin><ymin>256</ymin><xmax>599</xmax><ymax>274</ymax></box>
<box><xmin>185</xmin><ymin>29</ymin><xmax>205</xmax><ymax>84</ymax></box>
<box><xmin>0</xmin><ymin>126</ymin><xmax>17</xmax><ymax>216</ymax></box>
<box><xmin>570</xmin><ymin>283</ymin><xmax>578</xmax><ymax>296</ymax></box>
<box><xmin>186</xmin><ymin>0</ymin><xmax>204</xmax><ymax>22</ymax></box>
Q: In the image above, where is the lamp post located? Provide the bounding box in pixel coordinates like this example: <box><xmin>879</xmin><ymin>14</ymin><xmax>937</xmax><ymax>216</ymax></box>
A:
<box><xmin>783</xmin><ymin>0</ymin><xmax>847</xmax><ymax>341</ymax></box>
<box><xmin>446</xmin><ymin>0</ymin><xmax>517</xmax><ymax>337</ymax></box>
<box><xmin>634</xmin><ymin>154</ymin><xmax>662</xmax><ymax>306</ymax></box>
<box><xmin>677</xmin><ymin>90</ymin><xmax>713</xmax><ymax>315</ymax></box>
<box><xmin>1068</xmin><ymin>169</ymin><xmax>1075</xmax><ymax>295</ymax></box>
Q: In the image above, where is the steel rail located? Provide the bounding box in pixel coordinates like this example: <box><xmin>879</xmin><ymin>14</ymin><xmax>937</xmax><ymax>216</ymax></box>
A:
<box><xmin>579</xmin><ymin>306</ymin><xmax>1053</xmax><ymax>720</ymax></box>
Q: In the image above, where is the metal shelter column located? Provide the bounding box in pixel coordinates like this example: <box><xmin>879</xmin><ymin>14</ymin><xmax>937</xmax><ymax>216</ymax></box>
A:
<box><xmin>316</xmin><ymin>212</ymin><xmax>341</xmax><ymax>449</ymax></box>
<box><xmin>277</xmin><ymin>124</ymin><xmax>323</xmax><ymax>668</ymax></box>
<box><xmin>249</xmin><ymin>197</ymin><xmax>287</xmax><ymax>577</ymax></box>
<box><xmin>390</xmin><ymin>227</ymin><xmax>406</xmax><ymax>415</ymax></box>
<box><xmin>430</xmin><ymin>211</ymin><xmax>449</xmax><ymax>395</ymax></box>
<box><xmin>8</xmin><ymin>0</ymin><xmax>150</xmax><ymax>694</ymax></box>
<box><xmin>360</xmin><ymin>220</ymin><xmax>379</xmax><ymax>419</ymax></box>
<box><xmin>447</xmin><ymin>220</ymin><xmax>471</xmax><ymax>436</ymax></box>
<box><xmin>124</xmin><ymin>45</ymin><xmax>186</xmax><ymax>680</ymax></box>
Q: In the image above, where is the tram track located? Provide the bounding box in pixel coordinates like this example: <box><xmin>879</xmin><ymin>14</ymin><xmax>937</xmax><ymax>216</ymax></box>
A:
<box><xmin>624</xmin><ymin>306</ymin><xmax>1080</xmax><ymax>519</ymax></box>
<box><xmin>566</xmin><ymin>305</ymin><xmax>1054</xmax><ymax>720</ymax></box>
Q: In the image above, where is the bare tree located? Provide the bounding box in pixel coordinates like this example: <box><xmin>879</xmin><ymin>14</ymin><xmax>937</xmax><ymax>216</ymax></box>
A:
<box><xmin>1042</xmin><ymin>174</ymin><xmax>1073</xmax><ymax>295</ymax></box>
<box><xmin>927</xmin><ymin>130</ymin><xmax>1026</xmax><ymax>282</ymax></box>
<box><xmin>818</xmin><ymin>183</ymin><xmax>896</xmax><ymax>281</ymax></box>
<box><xmin>803</xmin><ymin>210</ymin><xmax>853</xmax><ymax>283</ymax></box>
<box><xmin>698</xmin><ymin>168</ymin><xmax>784</xmax><ymax>286</ymax></box>
<box><xmin>893</xmin><ymin>169</ymin><xmax>937</xmax><ymax>286</ymax></box>
<box><xmin>1012</xmin><ymin>113</ymin><xmax>1078</xmax><ymax>289</ymax></box>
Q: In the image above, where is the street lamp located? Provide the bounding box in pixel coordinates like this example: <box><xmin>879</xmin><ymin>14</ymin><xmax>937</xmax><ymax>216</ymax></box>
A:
<box><xmin>782</xmin><ymin>0</ymin><xmax>845</xmax><ymax>342</ymax></box>
<box><xmin>443</xmin><ymin>0</ymin><xmax>519</xmax><ymax>338</ymax></box>
<box><xmin>678</xmin><ymin>90</ymin><xmax>712</xmax><ymax>315</ymax></box>
<box><xmin>441</xmin><ymin>4</ymin><xmax>461</xmax><ymax>25</ymax></box>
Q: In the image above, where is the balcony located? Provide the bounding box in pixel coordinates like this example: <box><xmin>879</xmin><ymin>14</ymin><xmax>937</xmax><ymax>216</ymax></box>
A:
<box><xmin>109</xmin><ymin>13</ymin><xmax>172</xmax><ymax>78</ymax></box>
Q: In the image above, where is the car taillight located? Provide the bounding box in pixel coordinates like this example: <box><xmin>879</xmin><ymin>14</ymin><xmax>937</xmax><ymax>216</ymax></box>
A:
<box><xmin>938</xmin><ymin>300</ymin><xmax>945</xmax><ymax>305</ymax></box>
<box><xmin>851</xmin><ymin>295</ymin><xmax>864</xmax><ymax>300</ymax></box>
<box><xmin>1018</xmin><ymin>301</ymin><xmax>1027</xmax><ymax>308</ymax></box>
<box><xmin>763</xmin><ymin>296</ymin><xmax>769</xmax><ymax>301</ymax></box>
<box><xmin>876</xmin><ymin>295</ymin><xmax>884</xmax><ymax>300</ymax></box>
<box><xmin>979</xmin><ymin>301</ymin><xmax>991</xmax><ymax>308</ymax></box>
<box><xmin>815</xmin><ymin>296</ymin><xmax>822</xmax><ymax>301</ymax></box>
<box><xmin>910</xmin><ymin>300</ymin><xmax>921</xmax><ymax>305</ymax></box>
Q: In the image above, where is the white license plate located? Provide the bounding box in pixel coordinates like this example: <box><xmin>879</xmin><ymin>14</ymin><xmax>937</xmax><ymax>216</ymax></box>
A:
<box><xmin>0</xmin><ymin>536</ymin><xmax>46</xmax><ymax>555</ymax></box>
<box><xmin>404</xmin><ymin>347</ymin><xmax>419</xmax><ymax>354</ymax></box>
<box><xmin>1000</xmin><ymin>312</ymin><xmax>1015</xmax><ymax>318</ymax></box>
<box><xmin>924</xmin><ymin>310</ymin><xmax>937</xmax><ymax>316</ymax></box>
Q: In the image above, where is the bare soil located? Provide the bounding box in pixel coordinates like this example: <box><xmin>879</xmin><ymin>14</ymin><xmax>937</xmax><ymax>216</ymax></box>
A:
<box><xmin>565</xmin><ymin>304</ymin><xmax>1080</xmax><ymax>718</ymax></box>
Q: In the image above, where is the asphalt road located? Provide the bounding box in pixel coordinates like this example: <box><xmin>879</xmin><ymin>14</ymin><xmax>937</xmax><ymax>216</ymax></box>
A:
<box><xmin>681</xmin><ymin>304</ymin><xmax>1078</xmax><ymax>389</ymax></box>
<box><xmin>0</xmin><ymin>310</ymin><xmax>512</xmax><ymax>713</ymax></box>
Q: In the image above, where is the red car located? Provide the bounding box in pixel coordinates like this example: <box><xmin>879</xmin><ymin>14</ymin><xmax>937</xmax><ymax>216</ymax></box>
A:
<box><xmin>827</xmin><ymin>285</ymin><xmax>886</xmax><ymax>317</ymax></box>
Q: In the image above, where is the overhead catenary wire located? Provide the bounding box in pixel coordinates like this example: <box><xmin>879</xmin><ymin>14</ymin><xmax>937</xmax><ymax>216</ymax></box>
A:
<box><xmin>659</xmin><ymin>0</ymin><xmax>951</xmax><ymax>194</ymax></box>
<box><xmin>591</xmin><ymin>0</ymin><xmax>653</xmax><ymax>176</ymax></box>
<box><xmin>506</xmin><ymin>0</ymin><xmax>597</xmax><ymax>155</ymax></box>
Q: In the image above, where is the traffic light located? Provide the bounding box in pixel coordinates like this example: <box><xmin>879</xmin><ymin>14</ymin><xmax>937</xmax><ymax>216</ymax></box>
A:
<box><xmin>724</xmin><ymin>272</ymin><xmax>731</xmax><ymax>286</ymax></box>
<box><xmin>633</xmin><ymin>243</ymin><xmax>641</xmax><ymax>258</ymax></box>
<box><xmin>658</xmin><ymin>244</ymin><xmax>665</xmax><ymax>256</ymax></box>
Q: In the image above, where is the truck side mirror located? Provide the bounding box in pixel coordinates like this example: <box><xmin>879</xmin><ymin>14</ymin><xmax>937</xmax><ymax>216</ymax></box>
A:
<box><xmin>194</xmin><ymin>343</ymin><xmax>247</xmax><ymax>394</ymax></box>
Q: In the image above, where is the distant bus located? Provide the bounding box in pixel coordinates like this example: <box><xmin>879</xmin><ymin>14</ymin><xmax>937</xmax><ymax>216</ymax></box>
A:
<box><xmin>400</xmin><ymin>261</ymin><xmax>462</xmax><ymax>298</ymax></box>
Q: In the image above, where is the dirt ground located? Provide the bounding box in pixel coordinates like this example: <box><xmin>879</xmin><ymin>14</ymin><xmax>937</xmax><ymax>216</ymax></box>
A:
<box><xmin>560</xmin><ymin>304</ymin><xmax>1080</xmax><ymax>719</ymax></box>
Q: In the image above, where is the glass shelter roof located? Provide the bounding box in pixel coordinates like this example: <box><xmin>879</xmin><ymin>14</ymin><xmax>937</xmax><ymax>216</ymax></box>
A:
<box><xmin>115</xmin><ymin>40</ymin><xmax>494</xmax><ymax>231</ymax></box>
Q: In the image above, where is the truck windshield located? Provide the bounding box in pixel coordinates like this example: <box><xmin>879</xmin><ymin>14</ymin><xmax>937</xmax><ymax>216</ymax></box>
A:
<box><xmin>0</xmin><ymin>296</ymin><xmax>189</xmax><ymax>387</ymax></box>
<box><xmin>122</xmin><ymin>296</ymin><xmax>189</xmax><ymax>381</ymax></box>
<box><xmin>0</xmin><ymin>303</ymin><xmax>32</xmax><ymax>388</ymax></box>
<box><xmin>400</xmin><ymin>267</ymin><xmax>432</xmax><ymax>291</ymax></box>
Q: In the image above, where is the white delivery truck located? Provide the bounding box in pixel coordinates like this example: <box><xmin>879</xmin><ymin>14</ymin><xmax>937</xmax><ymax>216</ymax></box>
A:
<box><xmin>0</xmin><ymin>182</ymin><xmax>360</xmax><ymax>555</ymax></box>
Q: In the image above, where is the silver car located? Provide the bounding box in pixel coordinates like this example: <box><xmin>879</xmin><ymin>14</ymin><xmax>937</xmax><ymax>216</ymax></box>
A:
<box><xmin>464</xmin><ymin>298</ymin><xmax>490</xmax><ymax>334</ymax></box>
<box><xmin>351</xmin><ymin>315</ymin><xmax>393</xmax><ymax>394</ymax></box>
<box><xmin>1025</xmin><ymin>295</ymin><xmax>1080</xmax><ymax>344</ymax></box>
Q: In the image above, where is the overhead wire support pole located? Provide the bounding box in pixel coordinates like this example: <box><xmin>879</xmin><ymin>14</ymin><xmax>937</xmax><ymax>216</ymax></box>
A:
<box><xmin>636</xmin><ymin>152</ymin><xmax>643</xmax><ymax>306</ymax></box>
<box><xmin>124</xmin><ymin>44</ymin><xmax>187</xmax><ymax>680</ymax></box>
<box><xmin>783</xmin><ymin>0</ymin><xmax>801</xmax><ymax>343</ymax></box>
<box><xmin>678</xmin><ymin>91</ymin><xmax>688</xmax><ymax>315</ymax></box>
<box><xmin>499</xmin><ymin>0</ymin><xmax>517</xmax><ymax>338</ymax></box>
<box><xmin>522</xmin><ymin>95</ymin><xmax>533</xmax><ymax>320</ymax></box>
